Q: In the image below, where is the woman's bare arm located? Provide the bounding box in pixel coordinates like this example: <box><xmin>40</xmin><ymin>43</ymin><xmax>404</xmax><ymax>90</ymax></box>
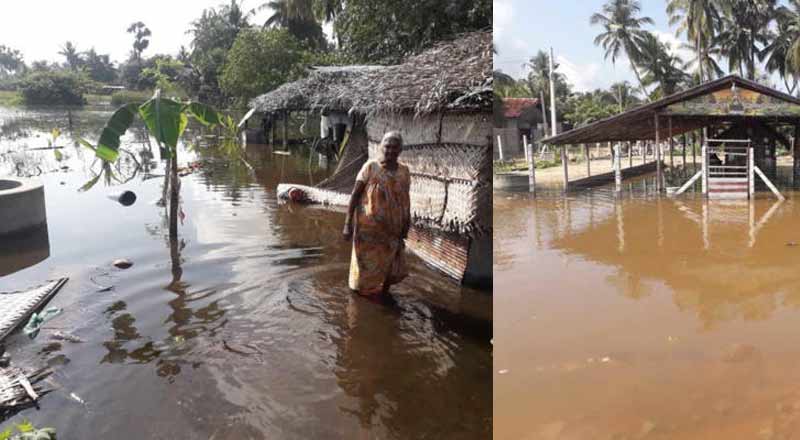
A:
<box><xmin>343</xmin><ymin>180</ymin><xmax>366</xmax><ymax>241</ymax></box>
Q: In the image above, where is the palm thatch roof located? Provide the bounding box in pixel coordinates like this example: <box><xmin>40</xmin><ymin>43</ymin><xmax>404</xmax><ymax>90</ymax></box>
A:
<box><xmin>249</xmin><ymin>65</ymin><xmax>384</xmax><ymax>113</ymax></box>
<box><xmin>249</xmin><ymin>29</ymin><xmax>492</xmax><ymax>116</ymax></box>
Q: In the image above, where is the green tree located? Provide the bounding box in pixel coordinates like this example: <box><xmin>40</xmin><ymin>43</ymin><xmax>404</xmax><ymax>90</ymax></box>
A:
<box><xmin>524</xmin><ymin>51</ymin><xmax>571</xmax><ymax>131</ymax></box>
<box><xmin>332</xmin><ymin>0</ymin><xmax>490</xmax><ymax>63</ymax></box>
<box><xmin>608</xmin><ymin>81</ymin><xmax>641</xmax><ymax>111</ymax></box>
<box><xmin>83</xmin><ymin>48</ymin><xmax>117</xmax><ymax>83</ymax></box>
<box><xmin>59</xmin><ymin>41</ymin><xmax>82</xmax><ymax>71</ymax></box>
<box><xmin>187</xmin><ymin>1</ymin><xmax>252</xmax><ymax>103</ymax></box>
<box><xmin>636</xmin><ymin>32</ymin><xmax>690</xmax><ymax>97</ymax></box>
<box><xmin>127</xmin><ymin>21</ymin><xmax>152</xmax><ymax>63</ymax></box>
<box><xmin>764</xmin><ymin>1</ymin><xmax>799</xmax><ymax>93</ymax></box>
<box><xmin>717</xmin><ymin>0</ymin><xmax>775</xmax><ymax>80</ymax></box>
<box><xmin>260</xmin><ymin>0</ymin><xmax>327</xmax><ymax>49</ymax></box>
<box><xmin>220</xmin><ymin>28</ymin><xmax>306</xmax><ymax>103</ymax></box>
<box><xmin>563</xmin><ymin>90</ymin><xmax>618</xmax><ymax>127</ymax></box>
<box><xmin>666</xmin><ymin>0</ymin><xmax>722</xmax><ymax>82</ymax></box>
<box><xmin>590</xmin><ymin>0</ymin><xmax>654</xmax><ymax>100</ymax></box>
<box><xmin>19</xmin><ymin>70</ymin><xmax>87</xmax><ymax>105</ymax></box>
<box><xmin>0</xmin><ymin>45</ymin><xmax>25</xmax><ymax>77</ymax></box>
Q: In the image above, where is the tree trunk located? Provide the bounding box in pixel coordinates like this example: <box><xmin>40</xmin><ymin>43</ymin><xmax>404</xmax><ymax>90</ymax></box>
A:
<box><xmin>539</xmin><ymin>90</ymin><xmax>549</xmax><ymax>134</ymax></box>
<box><xmin>169</xmin><ymin>153</ymin><xmax>179</xmax><ymax>239</ymax></box>
<box><xmin>629</xmin><ymin>60</ymin><xmax>650</xmax><ymax>102</ymax></box>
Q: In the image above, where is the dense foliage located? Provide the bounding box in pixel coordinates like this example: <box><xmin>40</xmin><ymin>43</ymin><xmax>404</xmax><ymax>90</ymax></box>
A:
<box><xmin>19</xmin><ymin>71</ymin><xmax>87</xmax><ymax>105</ymax></box>
<box><xmin>333</xmin><ymin>0</ymin><xmax>491</xmax><ymax>63</ymax></box>
<box><xmin>220</xmin><ymin>29</ymin><xmax>306</xmax><ymax>104</ymax></box>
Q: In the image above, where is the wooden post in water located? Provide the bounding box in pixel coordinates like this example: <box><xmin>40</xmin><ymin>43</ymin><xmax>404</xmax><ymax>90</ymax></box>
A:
<box><xmin>702</xmin><ymin>143</ymin><xmax>708</xmax><ymax>195</ymax></box>
<box><xmin>749</xmin><ymin>144</ymin><xmax>755</xmax><ymax>197</ymax></box>
<box><xmin>614</xmin><ymin>143</ymin><xmax>622</xmax><ymax>193</ymax></box>
<box><xmin>628</xmin><ymin>142</ymin><xmax>632</xmax><ymax>168</ymax></box>
<box><xmin>655</xmin><ymin>114</ymin><xmax>662</xmax><ymax>192</ymax></box>
<box><xmin>561</xmin><ymin>144</ymin><xmax>569</xmax><ymax>192</ymax></box>
<box><xmin>794</xmin><ymin>124</ymin><xmax>800</xmax><ymax>182</ymax></box>
<box><xmin>682</xmin><ymin>133</ymin><xmax>687</xmax><ymax>167</ymax></box>
<box><xmin>585</xmin><ymin>144</ymin><xmax>590</xmax><ymax>176</ymax></box>
<box><xmin>527</xmin><ymin>140</ymin><xmax>536</xmax><ymax>194</ymax></box>
<box><xmin>692</xmin><ymin>132</ymin><xmax>697</xmax><ymax>167</ymax></box>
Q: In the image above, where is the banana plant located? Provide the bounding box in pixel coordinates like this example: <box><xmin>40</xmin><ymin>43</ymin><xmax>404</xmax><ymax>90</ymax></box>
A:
<box><xmin>80</xmin><ymin>89</ymin><xmax>223</xmax><ymax>238</ymax></box>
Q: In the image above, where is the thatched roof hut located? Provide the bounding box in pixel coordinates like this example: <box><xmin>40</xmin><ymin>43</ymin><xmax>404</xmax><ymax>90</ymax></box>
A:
<box><xmin>253</xmin><ymin>30</ymin><xmax>492</xmax><ymax>287</ymax></box>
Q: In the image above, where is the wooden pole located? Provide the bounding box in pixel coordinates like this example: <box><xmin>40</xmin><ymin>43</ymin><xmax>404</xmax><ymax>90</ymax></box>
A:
<box><xmin>655</xmin><ymin>114</ymin><xmax>662</xmax><ymax>192</ymax></box>
<box><xmin>614</xmin><ymin>143</ymin><xmax>622</xmax><ymax>193</ymax></box>
<box><xmin>496</xmin><ymin>135</ymin><xmax>504</xmax><ymax>161</ymax></box>
<box><xmin>585</xmin><ymin>144</ymin><xmax>590</xmax><ymax>176</ymax></box>
<box><xmin>668</xmin><ymin>117</ymin><xmax>674</xmax><ymax>168</ymax></box>
<box><xmin>628</xmin><ymin>141</ymin><xmax>632</xmax><ymax>168</ymax></box>
<box><xmin>641</xmin><ymin>140</ymin><xmax>646</xmax><ymax>164</ymax></box>
<box><xmin>609</xmin><ymin>141</ymin><xmax>614</xmax><ymax>168</ymax></box>
<box><xmin>283</xmin><ymin>111</ymin><xmax>288</xmax><ymax>150</ymax></box>
<box><xmin>561</xmin><ymin>144</ymin><xmax>569</xmax><ymax>192</ymax></box>
<box><xmin>702</xmin><ymin>143</ymin><xmax>707</xmax><ymax>195</ymax></box>
<box><xmin>549</xmin><ymin>48</ymin><xmax>558</xmax><ymax>138</ymax></box>
<box><xmin>749</xmin><ymin>144</ymin><xmax>755</xmax><ymax>197</ymax></box>
<box><xmin>692</xmin><ymin>132</ymin><xmax>697</xmax><ymax>168</ymax></box>
<box><xmin>794</xmin><ymin>124</ymin><xmax>800</xmax><ymax>181</ymax></box>
<box><xmin>523</xmin><ymin>134</ymin><xmax>530</xmax><ymax>163</ymax></box>
<box><xmin>527</xmin><ymin>140</ymin><xmax>536</xmax><ymax>194</ymax></box>
<box><xmin>682</xmin><ymin>133</ymin><xmax>687</xmax><ymax>167</ymax></box>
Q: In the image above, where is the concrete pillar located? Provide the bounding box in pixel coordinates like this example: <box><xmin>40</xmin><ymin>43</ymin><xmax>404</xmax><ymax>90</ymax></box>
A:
<box><xmin>497</xmin><ymin>135</ymin><xmax>504</xmax><ymax>161</ymax></box>
<box><xmin>655</xmin><ymin>114</ymin><xmax>662</xmax><ymax>192</ymax></box>
<box><xmin>527</xmin><ymin>141</ymin><xmax>536</xmax><ymax>194</ymax></box>
<box><xmin>614</xmin><ymin>143</ymin><xmax>622</xmax><ymax>193</ymax></box>
<box><xmin>561</xmin><ymin>145</ymin><xmax>569</xmax><ymax>192</ymax></box>
<box><xmin>585</xmin><ymin>144</ymin><xmax>591</xmax><ymax>176</ymax></box>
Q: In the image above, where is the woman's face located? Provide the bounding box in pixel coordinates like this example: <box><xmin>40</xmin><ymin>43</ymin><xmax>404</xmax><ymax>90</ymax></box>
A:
<box><xmin>382</xmin><ymin>139</ymin><xmax>402</xmax><ymax>163</ymax></box>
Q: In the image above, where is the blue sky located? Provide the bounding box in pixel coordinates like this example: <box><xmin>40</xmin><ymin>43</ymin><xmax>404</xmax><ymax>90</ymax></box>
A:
<box><xmin>493</xmin><ymin>0</ymin><xmax>731</xmax><ymax>92</ymax></box>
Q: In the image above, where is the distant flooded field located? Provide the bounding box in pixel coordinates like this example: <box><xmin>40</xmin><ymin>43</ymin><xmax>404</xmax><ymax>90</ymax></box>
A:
<box><xmin>494</xmin><ymin>171</ymin><xmax>800</xmax><ymax>439</ymax></box>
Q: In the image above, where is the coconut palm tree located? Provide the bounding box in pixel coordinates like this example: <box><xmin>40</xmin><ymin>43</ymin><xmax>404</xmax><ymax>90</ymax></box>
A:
<box><xmin>58</xmin><ymin>41</ymin><xmax>82</xmax><ymax>71</ymax></box>
<box><xmin>764</xmin><ymin>1</ymin><xmax>799</xmax><ymax>94</ymax></box>
<box><xmin>260</xmin><ymin>0</ymin><xmax>326</xmax><ymax>49</ymax></box>
<box><xmin>637</xmin><ymin>32</ymin><xmax>691</xmax><ymax>97</ymax></box>
<box><xmin>717</xmin><ymin>0</ymin><xmax>775</xmax><ymax>80</ymax></box>
<box><xmin>666</xmin><ymin>0</ymin><xmax>722</xmax><ymax>83</ymax></box>
<box><xmin>608</xmin><ymin>81</ymin><xmax>640</xmax><ymax>112</ymax></box>
<box><xmin>591</xmin><ymin>0</ymin><xmax>654</xmax><ymax>101</ymax></box>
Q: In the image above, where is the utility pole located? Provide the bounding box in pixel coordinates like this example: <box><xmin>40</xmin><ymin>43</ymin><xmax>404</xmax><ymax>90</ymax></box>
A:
<box><xmin>549</xmin><ymin>47</ymin><xmax>557</xmax><ymax>137</ymax></box>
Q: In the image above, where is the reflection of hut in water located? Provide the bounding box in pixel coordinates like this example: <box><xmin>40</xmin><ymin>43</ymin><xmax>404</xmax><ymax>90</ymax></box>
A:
<box><xmin>249</xmin><ymin>31</ymin><xmax>492</xmax><ymax>288</ymax></box>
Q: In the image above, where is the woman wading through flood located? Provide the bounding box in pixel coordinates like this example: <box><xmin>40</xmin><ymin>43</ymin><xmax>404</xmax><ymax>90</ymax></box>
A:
<box><xmin>343</xmin><ymin>131</ymin><xmax>411</xmax><ymax>296</ymax></box>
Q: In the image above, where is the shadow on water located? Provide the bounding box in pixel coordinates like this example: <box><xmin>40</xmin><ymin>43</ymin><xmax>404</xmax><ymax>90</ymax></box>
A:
<box><xmin>0</xmin><ymin>107</ymin><xmax>491</xmax><ymax>439</ymax></box>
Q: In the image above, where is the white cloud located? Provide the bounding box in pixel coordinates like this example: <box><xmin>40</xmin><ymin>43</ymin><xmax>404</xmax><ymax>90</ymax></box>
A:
<box><xmin>556</xmin><ymin>55</ymin><xmax>602</xmax><ymax>92</ymax></box>
<box><xmin>653</xmin><ymin>31</ymin><xmax>694</xmax><ymax>64</ymax></box>
<box><xmin>493</xmin><ymin>0</ymin><xmax>513</xmax><ymax>42</ymax></box>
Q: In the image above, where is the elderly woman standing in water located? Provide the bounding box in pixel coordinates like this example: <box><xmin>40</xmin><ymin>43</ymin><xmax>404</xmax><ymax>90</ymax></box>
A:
<box><xmin>343</xmin><ymin>131</ymin><xmax>411</xmax><ymax>296</ymax></box>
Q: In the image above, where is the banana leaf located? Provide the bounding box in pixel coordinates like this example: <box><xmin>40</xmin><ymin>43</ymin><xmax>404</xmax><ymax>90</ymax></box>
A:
<box><xmin>96</xmin><ymin>103</ymin><xmax>138</xmax><ymax>162</ymax></box>
<box><xmin>185</xmin><ymin>102</ymin><xmax>222</xmax><ymax>127</ymax></box>
<box><xmin>139</xmin><ymin>97</ymin><xmax>187</xmax><ymax>151</ymax></box>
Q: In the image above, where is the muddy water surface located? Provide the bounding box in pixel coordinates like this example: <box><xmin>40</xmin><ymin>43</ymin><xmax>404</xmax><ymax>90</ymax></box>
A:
<box><xmin>0</xmin><ymin>106</ymin><xmax>491</xmax><ymax>439</ymax></box>
<box><xmin>495</xmin><ymin>172</ymin><xmax>800</xmax><ymax>440</ymax></box>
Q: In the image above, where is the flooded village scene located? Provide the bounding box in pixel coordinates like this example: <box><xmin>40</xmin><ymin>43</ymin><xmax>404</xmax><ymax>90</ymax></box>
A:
<box><xmin>494</xmin><ymin>0</ymin><xmax>800</xmax><ymax>439</ymax></box>
<box><xmin>0</xmin><ymin>1</ymin><xmax>492</xmax><ymax>439</ymax></box>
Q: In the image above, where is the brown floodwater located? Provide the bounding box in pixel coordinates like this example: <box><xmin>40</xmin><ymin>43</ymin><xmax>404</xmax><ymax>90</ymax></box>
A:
<box><xmin>494</xmin><ymin>170</ymin><xmax>800</xmax><ymax>440</ymax></box>
<box><xmin>0</xmin><ymin>106</ymin><xmax>491</xmax><ymax>439</ymax></box>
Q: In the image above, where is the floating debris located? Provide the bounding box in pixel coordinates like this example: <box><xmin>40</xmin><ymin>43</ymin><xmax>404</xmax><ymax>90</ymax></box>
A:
<box><xmin>50</xmin><ymin>331</ymin><xmax>82</xmax><ymax>343</ymax></box>
<box><xmin>112</xmin><ymin>259</ymin><xmax>133</xmax><ymax>269</ymax></box>
<box><xmin>69</xmin><ymin>392</ymin><xmax>85</xmax><ymax>405</ymax></box>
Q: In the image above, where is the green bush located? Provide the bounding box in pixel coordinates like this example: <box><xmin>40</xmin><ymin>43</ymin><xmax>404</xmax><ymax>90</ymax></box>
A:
<box><xmin>19</xmin><ymin>71</ymin><xmax>87</xmax><ymax>105</ymax></box>
<box><xmin>110</xmin><ymin>89</ymin><xmax>152</xmax><ymax>106</ymax></box>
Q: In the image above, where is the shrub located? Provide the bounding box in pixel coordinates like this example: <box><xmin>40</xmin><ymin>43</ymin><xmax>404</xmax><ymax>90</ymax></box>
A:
<box><xmin>19</xmin><ymin>71</ymin><xmax>87</xmax><ymax>105</ymax></box>
<box><xmin>110</xmin><ymin>89</ymin><xmax>152</xmax><ymax>106</ymax></box>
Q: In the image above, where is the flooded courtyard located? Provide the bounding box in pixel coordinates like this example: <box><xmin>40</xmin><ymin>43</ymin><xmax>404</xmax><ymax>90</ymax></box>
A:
<box><xmin>494</xmin><ymin>173</ymin><xmax>800</xmax><ymax>439</ymax></box>
<box><xmin>0</xmin><ymin>106</ymin><xmax>491</xmax><ymax>439</ymax></box>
